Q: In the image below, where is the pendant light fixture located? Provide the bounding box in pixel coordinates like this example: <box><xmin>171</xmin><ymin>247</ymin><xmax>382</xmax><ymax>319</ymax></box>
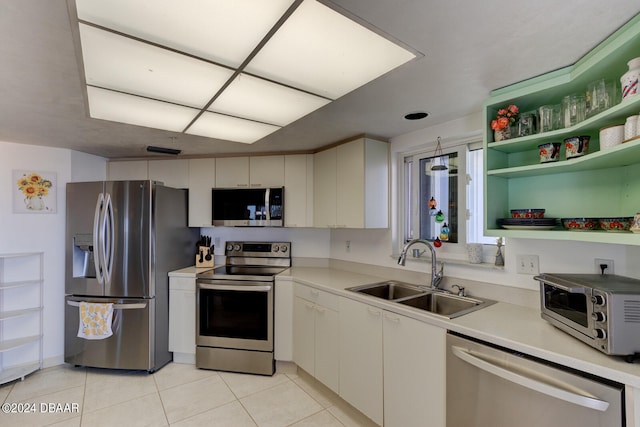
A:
<box><xmin>431</xmin><ymin>136</ymin><xmax>448</xmax><ymax>171</ymax></box>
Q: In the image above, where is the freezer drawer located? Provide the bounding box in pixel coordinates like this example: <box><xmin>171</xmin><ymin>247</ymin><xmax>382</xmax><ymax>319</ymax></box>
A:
<box><xmin>64</xmin><ymin>296</ymin><xmax>154</xmax><ymax>371</ymax></box>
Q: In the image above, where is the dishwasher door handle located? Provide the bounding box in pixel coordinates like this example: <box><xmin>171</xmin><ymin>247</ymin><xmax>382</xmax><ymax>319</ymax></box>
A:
<box><xmin>451</xmin><ymin>346</ymin><xmax>610</xmax><ymax>412</ymax></box>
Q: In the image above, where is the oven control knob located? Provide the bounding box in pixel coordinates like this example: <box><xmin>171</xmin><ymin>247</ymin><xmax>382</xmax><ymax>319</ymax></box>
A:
<box><xmin>592</xmin><ymin>312</ymin><xmax>606</xmax><ymax>322</ymax></box>
<box><xmin>273</xmin><ymin>245</ymin><xmax>279</xmax><ymax>252</ymax></box>
<box><xmin>593</xmin><ymin>329</ymin><xmax>607</xmax><ymax>340</ymax></box>
<box><xmin>591</xmin><ymin>295</ymin><xmax>606</xmax><ymax>306</ymax></box>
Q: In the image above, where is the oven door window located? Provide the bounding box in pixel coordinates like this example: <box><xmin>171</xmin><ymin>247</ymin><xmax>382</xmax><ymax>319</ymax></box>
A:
<box><xmin>543</xmin><ymin>284</ymin><xmax>589</xmax><ymax>327</ymax></box>
<box><xmin>199</xmin><ymin>288</ymin><xmax>268</xmax><ymax>340</ymax></box>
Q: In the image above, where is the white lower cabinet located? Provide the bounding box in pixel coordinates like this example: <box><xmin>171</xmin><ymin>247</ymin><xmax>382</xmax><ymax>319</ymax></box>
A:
<box><xmin>290</xmin><ymin>288</ymin><xmax>446</xmax><ymax>427</ymax></box>
<box><xmin>339</xmin><ymin>297</ymin><xmax>384</xmax><ymax>425</ymax></box>
<box><xmin>168</xmin><ymin>276</ymin><xmax>196</xmax><ymax>364</ymax></box>
<box><xmin>293</xmin><ymin>285</ymin><xmax>339</xmax><ymax>393</ymax></box>
<box><xmin>338</xmin><ymin>296</ymin><xmax>446</xmax><ymax>427</ymax></box>
<box><xmin>383</xmin><ymin>311</ymin><xmax>446</xmax><ymax>427</ymax></box>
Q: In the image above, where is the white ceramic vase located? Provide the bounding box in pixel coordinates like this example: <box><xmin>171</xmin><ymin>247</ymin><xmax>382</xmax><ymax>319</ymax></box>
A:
<box><xmin>621</xmin><ymin>57</ymin><xmax>640</xmax><ymax>100</ymax></box>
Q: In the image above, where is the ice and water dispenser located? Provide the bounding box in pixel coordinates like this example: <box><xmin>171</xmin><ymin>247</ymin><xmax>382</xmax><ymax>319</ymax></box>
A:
<box><xmin>72</xmin><ymin>233</ymin><xmax>96</xmax><ymax>278</ymax></box>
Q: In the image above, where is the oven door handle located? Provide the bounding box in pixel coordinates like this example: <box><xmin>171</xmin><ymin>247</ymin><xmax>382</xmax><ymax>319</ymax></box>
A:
<box><xmin>197</xmin><ymin>282</ymin><xmax>272</xmax><ymax>292</ymax></box>
<box><xmin>534</xmin><ymin>276</ymin><xmax>588</xmax><ymax>294</ymax></box>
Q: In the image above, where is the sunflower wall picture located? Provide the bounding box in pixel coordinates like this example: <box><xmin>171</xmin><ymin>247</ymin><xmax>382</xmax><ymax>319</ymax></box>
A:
<box><xmin>13</xmin><ymin>170</ymin><xmax>57</xmax><ymax>214</ymax></box>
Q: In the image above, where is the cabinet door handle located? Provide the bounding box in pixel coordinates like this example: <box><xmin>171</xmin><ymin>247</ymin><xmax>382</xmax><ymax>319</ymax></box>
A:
<box><xmin>316</xmin><ymin>306</ymin><xmax>326</xmax><ymax>314</ymax></box>
<box><xmin>304</xmin><ymin>302</ymin><xmax>314</xmax><ymax>309</ymax></box>
<box><xmin>310</xmin><ymin>289</ymin><xmax>320</xmax><ymax>298</ymax></box>
<box><xmin>384</xmin><ymin>314</ymin><xmax>400</xmax><ymax>323</ymax></box>
<box><xmin>367</xmin><ymin>307</ymin><xmax>381</xmax><ymax>317</ymax></box>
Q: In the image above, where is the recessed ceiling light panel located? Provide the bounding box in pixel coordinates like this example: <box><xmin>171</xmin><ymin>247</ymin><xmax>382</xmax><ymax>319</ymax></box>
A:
<box><xmin>87</xmin><ymin>86</ymin><xmax>197</xmax><ymax>132</ymax></box>
<box><xmin>209</xmin><ymin>73</ymin><xmax>331</xmax><ymax>126</ymax></box>
<box><xmin>186</xmin><ymin>111</ymin><xmax>281</xmax><ymax>144</ymax></box>
<box><xmin>245</xmin><ymin>0</ymin><xmax>416</xmax><ymax>99</ymax></box>
<box><xmin>76</xmin><ymin>0</ymin><xmax>294</xmax><ymax>67</ymax></box>
<box><xmin>74</xmin><ymin>0</ymin><xmax>418</xmax><ymax>145</ymax></box>
<box><xmin>79</xmin><ymin>24</ymin><xmax>234</xmax><ymax>108</ymax></box>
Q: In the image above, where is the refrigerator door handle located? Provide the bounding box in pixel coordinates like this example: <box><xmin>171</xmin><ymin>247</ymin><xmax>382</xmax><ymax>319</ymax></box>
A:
<box><xmin>93</xmin><ymin>193</ymin><xmax>105</xmax><ymax>285</ymax></box>
<box><xmin>103</xmin><ymin>193</ymin><xmax>115</xmax><ymax>285</ymax></box>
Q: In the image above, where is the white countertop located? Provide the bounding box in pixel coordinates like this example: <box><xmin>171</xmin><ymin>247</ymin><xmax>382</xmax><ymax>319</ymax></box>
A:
<box><xmin>278</xmin><ymin>267</ymin><xmax>640</xmax><ymax>388</ymax></box>
<box><xmin>168</xmin><ymin>266</ymin><xmax>214</xmax><ymax>277</ymax></box>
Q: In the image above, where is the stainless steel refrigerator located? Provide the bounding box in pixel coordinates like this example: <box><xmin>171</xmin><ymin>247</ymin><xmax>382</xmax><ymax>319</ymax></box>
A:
<box><xmin>64</xmin><ymin>180</ymin><xmax>197</xmax><ymax>372</ymax></box>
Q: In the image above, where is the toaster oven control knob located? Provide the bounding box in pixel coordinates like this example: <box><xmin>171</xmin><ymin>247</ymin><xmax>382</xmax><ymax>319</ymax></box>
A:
<box><xmin>234</xmin><ymin>244</ymin><xmax>241</xmax><ymax>251</ymax></box>
<box><xmin>593</xmin><ymin>329</ymin><xmax>607</xmax><ymax>340</ymax></box>
<box><xmin>273</xmin><ymin>245</ymin><xmax>279</xmax><ymax>252</ymax></box>
<box><xmin>226</xmin><ymin>244</ymin><xmax>233</xmax><ymax>251</ymax></box>
<box><xmin>592</xmin><ymin>312</ymin><xmax>606</xmax><ymax>322</ymax></box>
<box><xmin>591</xmin><ymin>295</ymin><xmax>606</xmax><ymax>306</ymax></box>
<box><xmin>281</xmin><ymin>245</ymin><xmax>288</xmax><ymax>252</ymax></box>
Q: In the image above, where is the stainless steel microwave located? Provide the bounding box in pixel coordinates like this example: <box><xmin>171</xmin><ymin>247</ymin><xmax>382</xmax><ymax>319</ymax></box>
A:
<box><xmin>211</xmin><ymin>187</ymin><xmax>284</xmax><ymax>226</ymax></box>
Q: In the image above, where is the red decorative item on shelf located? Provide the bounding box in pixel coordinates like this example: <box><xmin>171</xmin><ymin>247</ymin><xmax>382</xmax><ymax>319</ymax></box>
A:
<box><xmin>433</xmin><ymin>238</ymin><xmax>442</xmax><ymax>248</ymax></box>
<box><xmin>491</xmin><ymin>104</ymin><xmax>519</xmax><ymax>142</ymax></box>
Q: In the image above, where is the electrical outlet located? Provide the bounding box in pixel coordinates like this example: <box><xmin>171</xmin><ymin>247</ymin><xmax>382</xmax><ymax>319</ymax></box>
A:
<box><xmin>516</xmin><ymin>255</ymin><xmax>539</xmax><ymax>275</ymax></box>
<box><xmin>595</xmin><ymin>258</ymin><xmax>614</xmax><ymax>275</ymax></box>
<box><xmin>214</xmin><ymin>237</ymin><xmax>220</xmax><ymax>247</ymax></box>
<box><xmin>346</xmin><ymin>240</ymin><xmax>351</xmax><ymax>253</ymax></box>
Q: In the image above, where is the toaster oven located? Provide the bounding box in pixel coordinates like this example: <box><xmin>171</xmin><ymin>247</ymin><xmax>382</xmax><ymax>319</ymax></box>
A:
<box><xmin>535</xmin><ymin>273</ymin><xmax>640</xmax><ymax>357</ymax></box>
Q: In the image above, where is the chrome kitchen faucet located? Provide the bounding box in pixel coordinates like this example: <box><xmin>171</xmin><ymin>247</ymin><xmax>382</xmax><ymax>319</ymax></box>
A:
<box><xmin>397</xmin><ymin>239</ymin><xmax>444</xmax><ymax>289</ymax></box>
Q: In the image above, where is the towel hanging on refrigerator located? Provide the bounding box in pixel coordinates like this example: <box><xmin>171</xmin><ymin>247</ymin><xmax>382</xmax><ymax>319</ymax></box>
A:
<box><xmin>77</xmin><ymin>302</ymin><xmax>114</xmax><ymax>340</ymax></box>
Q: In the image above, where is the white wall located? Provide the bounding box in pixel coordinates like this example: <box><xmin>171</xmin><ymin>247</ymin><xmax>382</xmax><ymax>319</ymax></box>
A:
<box><xmin>0</xmin><ymin>141</ymin><xmax>106</xmax><ymax>367</ymax></box>
<box><xmin>199</xmin><ymin>227</ymin><xmax>331</xmax><ymax>261</ymax></box>
<box><xmin>329</xmin><ymin>113</ymin><xmax>640</xmax><ymax>290</ymax></box>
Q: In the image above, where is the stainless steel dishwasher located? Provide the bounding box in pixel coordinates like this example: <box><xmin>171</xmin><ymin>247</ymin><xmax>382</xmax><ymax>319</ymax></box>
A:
<box><xmin>446</xmin><ymin>333</ymin><xmax>625</xmax><ymax>427</ymax></box>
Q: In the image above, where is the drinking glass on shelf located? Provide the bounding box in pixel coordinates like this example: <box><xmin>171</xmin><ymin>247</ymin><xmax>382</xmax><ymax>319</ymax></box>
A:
<box><xmin>604</xmin><ymin>80</ymin><xmax>621</xmax><ymax>109</ymax></box>
<box><xmin>517</xmin><ymin>111</ymin><xmax>537</xmax><ymax>136</ymax></box>
<box><xmin>552</xmin><ymin>104</ymin><xmax>563</xmax><ymax>129</ymax></box>
<box><xmin>538</xmin><ymin>105</ymin><xmax>554</xmax><ymax>133</ymax></box>
<box><xmin>576</xmin><ymin>95</ymin><xmax>586</xmax><ymax>123</ymax></box>
<box><xmin>562</xmin><ymin>94</ymin><xmax>586</xmax><ymax>127</ymax></box>
<box><xmin>586</xmin><ymin>80</ymin><xmax>601</xmax><ymax>117</ymax></box>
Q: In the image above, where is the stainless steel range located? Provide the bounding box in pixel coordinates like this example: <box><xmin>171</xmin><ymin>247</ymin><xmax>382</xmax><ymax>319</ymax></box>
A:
<box><xmin>196</xmin><ymin>241</ymin><xmax>291</xmax><ymax>375</ymax></box>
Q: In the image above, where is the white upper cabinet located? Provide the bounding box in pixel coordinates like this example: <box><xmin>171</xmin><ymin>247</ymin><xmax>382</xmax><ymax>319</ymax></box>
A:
<box><xmin>215</xmin><ymin>157</ymin><xmax>249</xmax><ymax>188</ymax></box>
<box><xmin>314</xmin><ymin>137</ymin><xmax>389</xmax><ymax>228</ymax></box>
<box><xmin>214</xmin><ymin>156</ymin><xmax>285</xmax><ymax>188</ymax></box>
<box><xmin>187</xmin><ymin>158</ymin><xmax>215</xmax><ymax>227</ymax></box>
<box><xmin>284</xmin><ymin>154</ymin><xmax>313</xmax><ymax>227</ymax></box>
<box><xmin>313</xmin><ymin>147</ymin><xmax>338</xmax><ymax>228</ymax></box>
<box><xmin>107</xmin><ymin>160</ymin><xmax>148</xmax><ymax>181</ymax></box>
<box><xmin>107</xmin><ymin>160</ymin><xmax>189</xmax><ymax>189</ymax></box>
<box><xmin>250</xmin><ymin>156</ymin><xmax>285</xmax><ymax>187</ymax></box>
<box><xmin>148</xmin><ymin>159</ymin><xmax>189</xmax><ymax>188</ymax></box>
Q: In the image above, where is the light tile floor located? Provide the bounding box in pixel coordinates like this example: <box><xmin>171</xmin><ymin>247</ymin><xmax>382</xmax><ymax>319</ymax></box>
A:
<box><xmin>0</xmin><ymin>363</ymin><xmax>378</xmax><ymax>427</ymax></box>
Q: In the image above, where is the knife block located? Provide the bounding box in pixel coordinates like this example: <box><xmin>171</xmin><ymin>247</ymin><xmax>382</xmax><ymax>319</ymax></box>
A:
<box><xmin>195</xmin><ymin>246</ymin><xmax>214</xmax><ymax>268</ymax></box>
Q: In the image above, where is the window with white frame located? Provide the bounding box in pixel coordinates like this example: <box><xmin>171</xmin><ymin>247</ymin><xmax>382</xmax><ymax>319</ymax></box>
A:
<box><xmin>401</xmin><ymin>137</ymin><xmax>493</xmax><ymax>249</ymax></box>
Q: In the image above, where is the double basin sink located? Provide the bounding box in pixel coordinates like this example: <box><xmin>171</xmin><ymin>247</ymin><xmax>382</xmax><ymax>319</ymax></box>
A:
<box><xmin>346</xmin><ymin>280</ymin><xmax>495</xmax><ymax>319</ymax></box>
